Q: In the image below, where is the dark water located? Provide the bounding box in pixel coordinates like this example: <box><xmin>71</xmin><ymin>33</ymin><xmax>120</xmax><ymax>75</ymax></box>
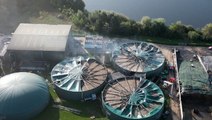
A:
<box><xmin>84</xmin><ymin>0</ymin><xmax>212</xmax><ymax>28</ymax></box>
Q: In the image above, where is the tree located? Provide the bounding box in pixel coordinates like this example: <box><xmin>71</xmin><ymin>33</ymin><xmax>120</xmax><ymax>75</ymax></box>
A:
<box><xmin>140</xmin><ymin>16</ymin><xmax>167</xmax><ymax>37</ymax></box>
<box><xmin>50</xmin><ymin>0</ymin><xmax>85</xmax><ymax>12</ymax></box>
<box><xmin>71</xmin><ymin>10</ymin><xmax>88</xmax><ymax>28</ymax></box>
<box><xmin>188</xmin><ymin>31</ymin><xmax>201</xmax><ymax>40</ymax></box>
<box><xmin>89</xmin><ymin>11</ymin><xmax>130</xmax><ymax>35</ymax></box>
<box><xmin>151</xmin><ymin>18</ymin><xmax>167</xmax><ymax>37</ymax></box>
<box><xmin>140</xmin><ymin>16</ymin><xmax>152</xmax><ymax>35</ymax></box>
<box><xmin>88</xmin><ymin>11</ymin><xmax>107</xmax><ymax>32</ymax></box>
<box><xmin>120</xmin><ymin>21</ymin><xmax>131</xmax><ymax>35</ymax></box>
<box><xmin>49</xmin><ymin>0</ymin><xmax>61</xmax><ymax>7</ymax></box>
<box><xmin>102</xmin><ymin>22</ymin><xmax>110</xmax><ymax>34</ymax></box>
<box><xmin>60</xmin><ymin>8</ymin><xmax>75</xmax><ymax>17</ymax></box>
<box><xmin>169</xmin><ymin>21</ymin><xmax>188</xmax><ymax>38</ymax></box>
<box><xmin>140</xmin><ymin>16</ymin><xmax>152</xmax><ymax>28</ymax></box>
<box><xmin>202</xmin><ymin>23</ymin><xmax>212</xmax><ymax>40</ymax></box>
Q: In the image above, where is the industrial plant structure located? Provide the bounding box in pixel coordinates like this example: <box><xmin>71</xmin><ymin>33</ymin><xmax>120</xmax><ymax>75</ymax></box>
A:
<box><xmin>112</xmin><ymin>42</ymin><xmax>165</xmax><ymax>76</ymax></box>
<box><xmin>6</xmin><ymin>23</ymin><xmax>72</xmax><ymax>72</ymax></box>
<box><xmin>0</xmin><ymin>26</ymin><xmax>174</xmax><ymax>120</ymax></box>
<box><xmin>0</xmin><ymin>72</ymin><xmax>49</xmax><ymax>120</ymax></box>
<box><xmin>51</xmin><ymin>56</ymin><xmax>108</xmax><ymax>101</ymax></box>
<box><xmin>102</xmin><ymin>76</ymin><xmax>164</xmax><ymax>120</ymax></box>
<box><xmin>84</xmin><ymin>35</ymin><xmax>113</xmax><ymax>53</ymax></box>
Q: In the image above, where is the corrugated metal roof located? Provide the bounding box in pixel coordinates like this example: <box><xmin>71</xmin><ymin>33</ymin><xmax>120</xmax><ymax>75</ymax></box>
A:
<box><xmin>8</xmin><ymin>23</ymin><xmax>71</xmax><ymax>51</ymax></box>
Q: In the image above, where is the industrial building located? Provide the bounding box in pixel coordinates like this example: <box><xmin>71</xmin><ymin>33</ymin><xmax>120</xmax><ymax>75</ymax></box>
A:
<box><xmin>7</xmin><ymin>23</ymin><xmax>72</xmax><ymax>71</ymax></box>
<box><xmin>0</xmin><ymin>34</ymin><xmax>11</xmax><ymax>75</ymax></box>
<box><xmin>112</xmin><ymin>42</ymin><xmax>165</xmax><ymax>77</ymax></box>
<box><xmin>0</xmin><ymin>72</ymin><xmax>49</xmax><ymax>120</ymax></box>
<box><xmin>102</xmin><ymin>76</ymin><xmax>164</xmax><ymax>120</ymax></box>
<box><xmin>0</xmin><ymin>34</ymin><xmax>10</xmax><ymax>58</ymax></box>
<box><xmin>84</xmin><ymin>35</ymin><xmax>113</xmax><ymax>53</ymax></box>
<box><xmin>51</xmin><ymin>56</ymin><xmax>108</xmax><ymax>101</ymax></box>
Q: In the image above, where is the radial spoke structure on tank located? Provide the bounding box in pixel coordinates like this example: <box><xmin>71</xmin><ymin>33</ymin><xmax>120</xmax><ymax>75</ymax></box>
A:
<box><xmin>102</xmin><ymin>76</ymin><xmax>164</xmax><ymax>119</ymax></box>
<box><xmin>51</xmin><ymin>56</ymin><xmax>108</xmax><ymax>92</ymax></box>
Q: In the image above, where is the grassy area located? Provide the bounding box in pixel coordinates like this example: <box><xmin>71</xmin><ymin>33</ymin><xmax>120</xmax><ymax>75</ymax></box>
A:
<box><xmin>29</xmin><ymin>11</ymin><xmax>71</xmax><ymax>25</ymax></box>
<box><xmin>128</xmin><ymin>35</ymin><xmax>212</xmax><ymax>46</ymax></box>
<box><xmin>33</xmin><ymin>84</ymin><xmax>108</xmax><ymax>120</ymax></box>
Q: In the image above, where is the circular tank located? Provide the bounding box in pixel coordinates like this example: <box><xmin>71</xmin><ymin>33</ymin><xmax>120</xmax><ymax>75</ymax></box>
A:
<box><xmin>102</xmin><ymin>76</ymin><xmax>164</xmax><ymax>120</ymax></box>
<box><xmin>112</xmin><ymin>42</ymin><xmax>165</xmax><ymax>76</ymax></box>
<box><xmin>0</xmin><ymin>72</ymin><xmax>49</xmax><ymax>120</ymax></box>
<box><xmin>51</xmin><ymin>56</ymin><xmax>108</xmax><ymax>101</ymax></box>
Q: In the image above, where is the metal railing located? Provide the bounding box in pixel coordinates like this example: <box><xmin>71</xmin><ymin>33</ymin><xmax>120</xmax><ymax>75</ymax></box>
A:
<box><xmin>173</xmin><ymin>48</ymin><xmax>184</xmax><ymax>120</ymax></box>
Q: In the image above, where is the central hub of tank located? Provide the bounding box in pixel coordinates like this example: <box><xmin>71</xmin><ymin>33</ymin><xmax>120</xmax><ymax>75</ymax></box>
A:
<box><xmin>51</xmin><ymin>56</ymin><xmax>108</xmax><ymax>101</ymax></box>
<box><xmin>68</xmin><ymin>60</ymin><xmax>89</xmax><ymax>81</ymax></box>
<box><xmin>135</xmin><ymin>51</ymin><xmax>149</xmax><ymax>62</ymax></box>
<box><xmin>128</xmin><ymin>89</ymin><xmax>146</xmax><ymax>106</ymax></box>
<box><xmin>102</xmin><ymin>77</ymin><xmax>165</xmax><ymax>120</ymax></box>
<box><xmin>113</xmin><ymin>42</ymin><xmax>165</xmax><ymax>74</ymax></box>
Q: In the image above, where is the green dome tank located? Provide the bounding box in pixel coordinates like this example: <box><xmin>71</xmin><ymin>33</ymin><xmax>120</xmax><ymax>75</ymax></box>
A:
<box><xmin>102</xmin><ymin>76</ymin><xmax>164</xmax><ymax>120</ymax></box>
<box><xmin>0</xmin><ymin>72</ymin><xmax>49</xmax><ymax>120</ymax></box>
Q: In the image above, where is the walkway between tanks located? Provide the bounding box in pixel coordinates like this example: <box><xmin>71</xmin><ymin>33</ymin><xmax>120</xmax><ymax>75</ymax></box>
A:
<box><xmin>168</xmin><ymin>89</ymin><xmax>181</xmax><ymax>120</ymax></box>
<box><xmin>164</xmin><ymin>48</ymin><xmax>182</xmax><ymax>120</ymax></box>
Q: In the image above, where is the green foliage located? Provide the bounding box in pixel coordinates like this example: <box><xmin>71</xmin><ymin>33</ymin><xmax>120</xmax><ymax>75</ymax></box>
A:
<box><xmin>84</xmin><ymin>10</ymin><xmax>136</xmax><ymax>35</ymax></box>
<box><xmin>50</xmin><ymin>0</ymin><xmax>85</xmax><ymax>12</ymax></box>
<box><xmin>49</xmin><ymin>0</ymin><xmax>61</xmax><ymax>7</ymax></box>
<box><xmin>34</xmin><ymin>85</ymin><xmax>107</xmax><ymax>120</ymax></box>
<box><xmin>60</xmin><ymin>8</ymin><xmax>75</xmax><ymax>17</ymax></box>
<box><xmin>188</xmin><ymin>31</ymin><xmax>201</xmax><ymax>40</ymax></box>
<box><xmin>202</xmin><ymin>23</ymin><xmax>212</xmax><ymax>40</ymax></box>
<box><xmin>119</xmin><ymin>20</ymin><xmax>140</xmax><ymax>35</ymax></box>
<box><xmin>140</xmin><ymin>16</ymin><xmax>152</xmax><ymax>35</ymax></box>
<box><xmin>150</xmin><ymin>18</ymin><xmax>167</xmax><ymax>36</ymax></box>
<box><xmin>63</xmin><ymin>0</ymin><xmax>85</xmax><ymax>11</ymax></box>
<box><xmin>53</xmin><ymin>0</ymin><xmax>212</xmax><ymax>43</ymax></box>
<box><xmin>71</xmin><ymin>10</ymin><xmax>88</xmax><ymax>28</ymax></box>
<box><xmin>169</xmin><ymin>21</ymin><xmax>188</xmax><ymax>38</ymax></box>
<box><xmin>140</xmin><ymin>16</ymin><xmax>167</xmax><ymax>37</ymax></box>
<box><xmin>140</xmin><ymin>16</ymin><xmax>152</xmax><ymax>29</ymax></box>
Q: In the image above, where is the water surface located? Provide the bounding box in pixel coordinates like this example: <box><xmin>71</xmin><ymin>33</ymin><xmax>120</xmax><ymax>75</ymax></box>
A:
<box><xmin>84</xmin><ymin>0</ymin><xmax>212</xmax><ymax>28</ymax></box>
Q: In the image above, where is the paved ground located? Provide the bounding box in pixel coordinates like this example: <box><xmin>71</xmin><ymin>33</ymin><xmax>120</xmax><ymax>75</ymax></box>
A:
<box><xmin>158</xmin><ymin>45</ymin><xmax>181</xmax><ymax>120</ymax></box>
